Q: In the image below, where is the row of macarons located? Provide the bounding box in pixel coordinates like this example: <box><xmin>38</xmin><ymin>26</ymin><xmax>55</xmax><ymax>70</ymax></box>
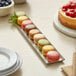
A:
<box><xmin>16</xmin><ymin>12</ymin><xmax>60</xmax><ymax>62</ymax></box>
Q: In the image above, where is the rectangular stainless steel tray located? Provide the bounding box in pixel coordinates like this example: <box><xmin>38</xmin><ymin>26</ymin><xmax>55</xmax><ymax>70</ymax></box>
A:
<box><xmin>14</xmin><ymin>23</ymin><xmax>65</xmax><ymax>64</ymax></box>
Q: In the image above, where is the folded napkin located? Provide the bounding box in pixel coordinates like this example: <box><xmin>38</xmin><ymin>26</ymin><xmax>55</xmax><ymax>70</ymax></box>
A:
<box><xmin>73</xmin><ymin>52</ymin><xmax>76</xmax><ymax>76</ymax></box>
<box><xmin>62</xmin><ymin>52</ymin><xmax>76</xmax><ymax>76</ymax></box>
<box><xmin>62</xmin><ymin>65</ymin><xmax>72</xmax><ymax>76</ymax></box>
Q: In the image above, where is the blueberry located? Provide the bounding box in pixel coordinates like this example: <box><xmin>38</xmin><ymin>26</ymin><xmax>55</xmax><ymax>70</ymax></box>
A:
<box><xmin>6</xmin><ymin>0</ymin><xmax>11</xmax><ymax>4</ymax></box>
<box><xmin>0</xmin><ymin>3</ymin><xmax>2</xmax><ymax>7</ymax></box>
<box><xmin>5</xmin><ymin>2</ymin><xmax>9</xmax><ymax>6</ymax></box>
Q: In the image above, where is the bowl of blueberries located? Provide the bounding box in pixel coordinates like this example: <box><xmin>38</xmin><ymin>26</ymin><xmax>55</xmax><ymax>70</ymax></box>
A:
<box><xmin>0</xmin><ymin>0</ymin><xmax>14</xmax><ymax>16</ymax></box>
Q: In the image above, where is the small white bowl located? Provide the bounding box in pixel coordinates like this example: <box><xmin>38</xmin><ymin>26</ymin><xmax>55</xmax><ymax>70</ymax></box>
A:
<box><xmin>0</xmin><ymin>0</ymin><xmax>14</xmax><ymax>17</ymax></box>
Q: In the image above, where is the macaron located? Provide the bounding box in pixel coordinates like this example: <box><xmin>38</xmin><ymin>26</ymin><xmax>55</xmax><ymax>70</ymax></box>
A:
<box><xmin>29</xmin><ymin>29</ymin><xmax>40</xmax><ymax>40</ymax></box>
<box><xmin>37</xmin><ymin>39</ymin><xmax>50</xmax><ymax>50</ymax></box>
<box><xmin>42</xmin><ymin>45</ymin><xmax>55</xmax><ymax>56</ymax></box>
<box><xmin>33</xmin><ymin>34</ymin><xmax>45</xmax><ymax>44</ymax></box>
<box><xmin>17</xmin><ymin>16</ymin><xmax>28</xmax><ymax>25</ymax></box>
<box><xmin>24</xmin><ymin>24</ymin><xmax>36</xmax><ymax>34</ymax></box>
<box><xmin>21</xmin><ymin>20</ymin><xmax>33</xmax><ymax>30</ymax></box>
<box><xmin>16</xmin><ymin>11</ymin><xmax>26</xmax><ymax>17</ymax></box>
<box><xmin>46</xmin><ymin>51</ymin><xmax>60</xmax><ymax>62</ymax></box>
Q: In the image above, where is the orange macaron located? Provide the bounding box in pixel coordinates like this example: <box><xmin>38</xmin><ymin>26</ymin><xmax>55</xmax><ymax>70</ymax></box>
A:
<box><xmin>42</xmin><ymin>45</ymin><xmax>55</xmax><ymax>56</ymax></box>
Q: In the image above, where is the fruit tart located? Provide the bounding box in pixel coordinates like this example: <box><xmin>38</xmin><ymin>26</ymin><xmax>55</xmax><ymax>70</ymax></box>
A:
<box><xmin>58</xmin><ymin>1</ymin><xmax>76</xmax><ymax>29</ymax></box>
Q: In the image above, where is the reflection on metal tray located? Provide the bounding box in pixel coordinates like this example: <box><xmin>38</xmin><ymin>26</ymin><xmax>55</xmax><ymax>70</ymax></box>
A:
<box><xmin>15</xmin><ymin>24</ymin><xmax>65</xmax><ymax>64</ymax></box>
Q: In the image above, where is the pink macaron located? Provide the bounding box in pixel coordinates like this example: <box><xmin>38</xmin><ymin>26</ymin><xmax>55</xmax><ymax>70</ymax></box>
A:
<box><xmin>21</xmin><ymin>20</ymin><xmax>33</xmax><ymax>30</ymax></box>
<box><xmin>24</xmin><ymin>24</ymin><xmax>36</xmax><ymax>34</ymax></box>
<box><xmin>29</xmin><ymin>29</ymin><xmax>40</xmax><ymax>40</ymax></box>
<box><xmin>33</xmin><ymin>34</ymin><xmax>45</xmax><ymax>44</ymax></box>
<box><xmin>46</xmin><ymin>51</ymin><xmax>60</xmax><ymax>62</ymax></box>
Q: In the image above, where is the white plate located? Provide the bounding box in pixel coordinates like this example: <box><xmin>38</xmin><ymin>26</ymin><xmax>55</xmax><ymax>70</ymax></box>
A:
<box><xmin>0</xmin><ymin>53</ymin><xmax>22</xmax><ymax>76</ymax></box>
<box><xmin>0</xmin><ymin>47</ymin><xmax>17</xmax><ymax>71</ymax></box>
<box><xmin>53</xmin><ymin>12</ymin><xmax>76</xmax><ymax>37</ymax></box>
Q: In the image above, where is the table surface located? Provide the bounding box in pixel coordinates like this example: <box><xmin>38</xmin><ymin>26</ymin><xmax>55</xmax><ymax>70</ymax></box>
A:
<box><xmin>0</xmin><ymin>0</ymin><xmax>76</xmax><ymax>76</ymax></box>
